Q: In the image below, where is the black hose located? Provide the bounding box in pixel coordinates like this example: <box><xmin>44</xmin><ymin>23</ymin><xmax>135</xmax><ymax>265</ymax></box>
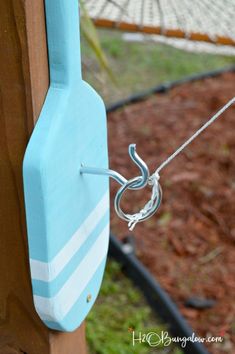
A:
<box><xmin>109</xmin><ymin>234</ymin><xmax>210</xmax><ymax>354</ymax></box>
<box><xmin>106</xmin><ymin>65</ymin><xmax>235</xmax><ymax>113</ymax></box>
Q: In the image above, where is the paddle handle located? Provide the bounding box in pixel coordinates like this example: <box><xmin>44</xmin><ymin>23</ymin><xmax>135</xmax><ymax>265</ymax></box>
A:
<box><xmin>45</xmin><ymin>0</ymin><xmax>82</xmax><ymax>86</ymax></box>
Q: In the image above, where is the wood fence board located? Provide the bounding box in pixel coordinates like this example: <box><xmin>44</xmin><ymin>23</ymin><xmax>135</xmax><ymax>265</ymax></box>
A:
<box><xmin>0</xmin><ymin>1</ymin><xmax>86</xmax><ymax>353</ymax></box>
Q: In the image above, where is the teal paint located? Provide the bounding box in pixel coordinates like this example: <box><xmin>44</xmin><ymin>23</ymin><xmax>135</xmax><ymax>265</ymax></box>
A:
<box><xmin>23</xmin><ymin>0</ymin><xmax>110</xmax><ymax>331</ymax></box>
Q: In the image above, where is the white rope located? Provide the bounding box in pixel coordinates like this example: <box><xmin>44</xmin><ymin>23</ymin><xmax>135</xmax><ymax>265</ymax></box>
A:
<box><xmin>128</xmin><ymin>97</ymin><xmax>235</xmax><ymax>230</ymax></box>
<box><xmin>153</xmin><ymin>96</ymin><xmax>235</xmax><ymax>176</ymax></box>
<box><xmin>86</xmin><ymin>0</ymin><xmax>235</xmax><ymax>52</ymax></box>
<box><xmin>128</xmin><ymin>172</ymin><xmax>160</xmax><ymax>231</ymax></box>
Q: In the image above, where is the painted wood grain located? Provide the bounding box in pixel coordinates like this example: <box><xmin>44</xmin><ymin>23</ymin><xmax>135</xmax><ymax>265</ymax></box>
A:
<box><xmin>0</xmin><ymin>1</ymin><xmax>86</xmax><ymax>353</ymax></box>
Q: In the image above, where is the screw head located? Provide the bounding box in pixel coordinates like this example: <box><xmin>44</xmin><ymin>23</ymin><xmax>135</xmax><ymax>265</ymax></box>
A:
<box><xmin>87</xmin><ymin>294</ymin><xmax>92</xmax><ymax>303</ymax></box>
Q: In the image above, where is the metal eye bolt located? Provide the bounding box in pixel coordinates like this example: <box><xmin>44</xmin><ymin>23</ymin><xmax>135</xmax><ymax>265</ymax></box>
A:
<box><xmin>80</xmin><ymin>144</ymin><xmax>162</xmax><ymax>228</ymax></box>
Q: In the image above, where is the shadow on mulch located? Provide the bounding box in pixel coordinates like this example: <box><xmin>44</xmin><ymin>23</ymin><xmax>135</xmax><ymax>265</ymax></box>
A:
<box><xmin>108</xmin><ymin>72</ymin><xmax>235</xmax><ymax>354</ymax></box>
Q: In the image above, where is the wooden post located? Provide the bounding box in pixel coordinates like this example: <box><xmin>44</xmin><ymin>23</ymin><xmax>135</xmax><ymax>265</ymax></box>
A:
<box><xmin>0</xmin><ymin>1</ymin><xmax>87</xmax><ymax>353</ymax></box>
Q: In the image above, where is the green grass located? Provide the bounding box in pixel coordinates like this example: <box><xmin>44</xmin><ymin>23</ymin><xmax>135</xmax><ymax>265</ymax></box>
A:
<box><xmin>87</xmin><ymin>260</ymin><xmax>183</xmax><ymax>354</ymax></box>
<box><xmin>81</xmin><ymin>29</ymin><xmax>235</xmax><ymax>104</ymax></box>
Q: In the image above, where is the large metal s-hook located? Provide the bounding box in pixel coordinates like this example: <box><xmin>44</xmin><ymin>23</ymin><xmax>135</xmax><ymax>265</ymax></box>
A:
<box><xmin>80</xmin><ymin>144</ymin><xmax>149</xmax><ymax>189</ymax></box>
<box><xmin>80</xmin><ymin>144</ymin><xmax>162</xmax><ymax>230</ymax></box>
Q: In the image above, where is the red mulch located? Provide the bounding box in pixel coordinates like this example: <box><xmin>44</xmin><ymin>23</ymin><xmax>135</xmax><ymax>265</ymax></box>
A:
<box><xmin>108</xmin><ymin>72</ymin><xmax>235</xmax><ymax>354</ymax></box>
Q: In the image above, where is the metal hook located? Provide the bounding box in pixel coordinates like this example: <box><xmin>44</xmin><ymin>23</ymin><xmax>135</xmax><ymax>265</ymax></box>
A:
<box><xmin>80</xmin><ymin>144</ymin><xmax>162</xmax><ymax>230</ymax></box>
<box><xmin>114</xmin><ymin>175</ymin><xmax>162</xmax><ymax>229</ymax></box>
<box><xmin>80</xmin><ymin>144</ymin><xmax>149</xmax><ymax>190</ymax></box>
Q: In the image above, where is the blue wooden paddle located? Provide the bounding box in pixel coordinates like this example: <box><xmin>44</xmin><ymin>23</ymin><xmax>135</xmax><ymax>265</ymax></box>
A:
<box><xmin>23</xmin><ymin>0</ymin><xmax>109</xmax><ymax>331</ymax></box>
